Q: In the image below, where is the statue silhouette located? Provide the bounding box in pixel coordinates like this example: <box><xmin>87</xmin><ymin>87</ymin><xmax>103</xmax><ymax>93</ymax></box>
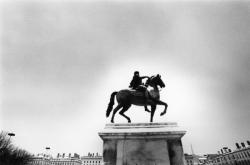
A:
<box><xmin>106</xmin><ymin>74</ymin><xmax>168</xmax><ymax>123</ymax></box>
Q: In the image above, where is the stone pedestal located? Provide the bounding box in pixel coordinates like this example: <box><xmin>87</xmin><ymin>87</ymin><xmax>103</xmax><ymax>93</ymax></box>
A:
<box><xmin>98</xmin><ymin>123</ymin><xmax>186</xmax><ymax>165</ymax></box>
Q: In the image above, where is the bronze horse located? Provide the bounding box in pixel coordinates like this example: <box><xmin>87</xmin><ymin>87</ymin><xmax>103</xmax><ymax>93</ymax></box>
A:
<box><xmin>106</xmin><ymin>74</ymin><xmax>168</xmax><ymax>123</ymax></box>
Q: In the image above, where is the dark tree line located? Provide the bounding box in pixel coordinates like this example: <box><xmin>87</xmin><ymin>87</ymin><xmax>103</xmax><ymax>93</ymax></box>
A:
<box><xmin>0</xmin><ymin>131</ymin><xmax>32</xmax><ymax>165</ymax></box>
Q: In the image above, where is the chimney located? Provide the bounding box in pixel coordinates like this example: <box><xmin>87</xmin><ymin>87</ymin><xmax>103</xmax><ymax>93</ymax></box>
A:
<box><xmin>218</xmin><ymin>151</ymin><xmax>220</xmax><ymax>155</ymax></box>
<box><xmin>63</xmin><ymin>153</ymin><xmax>65</xmax><ymax>158</ymax></box>
<box><xmin>236</xmin><ymin>143</ymin><xmax>241</xmax><ymax>149</ymax></box>
<box><xmin>57</xmin><ymin>153</ymin><xmax>60</xmax><ymax>158</ymax></box>
<box><xmin>221</xmin><ymin>149</ymin><xmax>224</xmax><ymax>154</ymax></box>
<box><xmin>247</xmin><ymin>141</ymin><xmax>250</xmax><ymax>146</ymax></box>
<box><xmin>241</xmin><ymin>142</ymin><xmax>246</xmax><ymax>148</ymax></box>
<box><xmin>69</xmin><ymin>153</ymin><xmax>71</xmax><ymax>158</ymax></box>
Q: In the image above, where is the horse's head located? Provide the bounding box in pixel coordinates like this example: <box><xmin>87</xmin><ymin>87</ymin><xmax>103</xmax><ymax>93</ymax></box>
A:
<box><xmin>146</xmin><ymin>74</ymin><xmax>165</xmax><ymax>89</ymax></box>
<box><xmin>155</xmin><ymin>74</ymin><xmax>165</xmax><ymax>88</ymax></box>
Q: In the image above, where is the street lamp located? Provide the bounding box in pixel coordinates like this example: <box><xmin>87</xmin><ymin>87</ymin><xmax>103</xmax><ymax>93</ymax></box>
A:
<box><xmin>7</xmin><ymin>132</ymin><xmax>15</xmax><ymax>144</ymax></box>
<box><xmin>8</xmin><ymin>133</ymin><xmax>15</xmax><ymax>137</ymax></box>
<box><xmin>45</xmin><ymin>147</ymin><xmax>51</xmax><ymax>158</ymax></box>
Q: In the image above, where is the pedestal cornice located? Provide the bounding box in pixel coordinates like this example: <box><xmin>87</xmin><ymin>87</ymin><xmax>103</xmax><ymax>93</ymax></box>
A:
<box><xmin>99</xmin><ymin>122</ymin><xmax>186</xmax><ymax>140</ymax></box>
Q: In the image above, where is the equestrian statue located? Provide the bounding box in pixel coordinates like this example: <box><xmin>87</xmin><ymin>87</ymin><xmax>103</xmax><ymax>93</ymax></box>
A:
<box><xmin>106</xmin><ymin>71</ymin><xmax>168</xmax><ymax>123</ymax></box>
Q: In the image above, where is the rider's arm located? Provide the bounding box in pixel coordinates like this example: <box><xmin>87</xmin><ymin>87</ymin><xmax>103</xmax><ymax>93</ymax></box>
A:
<box><xmin>140</xmin><ymin>76</ymin><xmax>149</xmax><ymax>79</ymax></box>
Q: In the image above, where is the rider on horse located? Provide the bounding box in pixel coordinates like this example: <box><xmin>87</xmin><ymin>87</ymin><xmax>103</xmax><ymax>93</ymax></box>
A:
<box><xmin>106</xmin><ymin>72</ymin><xmax>168</xmax><ymax>123</ymax></box>
<box><xmin>129</xmin><ymin>71</ymin><xmax>149</xmax><ymax>89</ymax></box>
<box><xmin>129</xmin><ymin>71</ymin><xmax>150</xmax><ymax>103</ymax></box>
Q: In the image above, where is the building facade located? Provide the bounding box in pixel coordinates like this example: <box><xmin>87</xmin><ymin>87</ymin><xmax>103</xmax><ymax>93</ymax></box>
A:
<box><xmin>184</xmin><ymin>154</ymin><xmax>200</xmax><ymax>165</ymax></box>
<box><xmin>81</xmin><ymin>153</ymin><xmax>103</xmax><ymax>165</ymax></box>
<box><xmin>29</xmin><ymin>154</ymin><xmax>52</xmax><ymax>165</ymax></box>
<box><xmin>29</xmin><ymin>153</ymin><xmax>81</xmax><ymax>165</ymax></box>
<box><xmin>204</xmin><ymin>142</ymin><xmax>250</xmax><ymax>165</ymax></box>
<box><xmin>51</xmin><ymin>157</ymin><xmax>82</xmax><ymax>165</ymax></box>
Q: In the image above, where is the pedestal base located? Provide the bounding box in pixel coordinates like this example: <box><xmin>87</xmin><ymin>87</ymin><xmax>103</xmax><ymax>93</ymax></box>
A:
<box><xmin>98</xmin><ymin>123</ymin><xmax>186</xmax><ymax>165</ymax></box>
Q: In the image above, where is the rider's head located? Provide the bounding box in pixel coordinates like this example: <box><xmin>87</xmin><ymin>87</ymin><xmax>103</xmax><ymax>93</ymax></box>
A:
<box><xmin>134</xmin><ymin>71</ymin><xmax>139</xmax><ymax>77</ymax></box>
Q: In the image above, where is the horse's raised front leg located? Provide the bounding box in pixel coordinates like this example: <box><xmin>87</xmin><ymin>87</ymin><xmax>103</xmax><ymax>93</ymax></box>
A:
<box><xmin>150</xmin><ymin>105</ymin><xmax>156</xmax><ymax>122</ymax></box>
<box><xmin>119</xmin><ymin>104</ymin><xmax>132</xmax><ymax>123</ymax></box>
<box><xmin>155</xmin><ymin>100</ymin><xmax>168</xmax><ymax>116</ymax></box>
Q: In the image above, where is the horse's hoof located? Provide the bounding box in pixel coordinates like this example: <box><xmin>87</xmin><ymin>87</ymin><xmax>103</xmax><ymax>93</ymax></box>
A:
<box><xmin>111</xmin><ymin>120</ymin><xmax>114</xmax><ymax>123</ymax></box>
<box><xmin>160</xmin><ymin>112</ymin><xmax>166</xmax><ymax>116</ymax></box>
<box><xmin>128</xmin><ymin>120</ymin><xmax>131</xmax><ymax>123</ymax></box>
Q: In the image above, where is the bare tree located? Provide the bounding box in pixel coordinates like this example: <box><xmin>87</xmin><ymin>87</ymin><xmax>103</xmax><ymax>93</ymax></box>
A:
<box><xmin>0</xmin><ymin>131</ymin><xmax>32</xmax><ymax>165</ymax></box>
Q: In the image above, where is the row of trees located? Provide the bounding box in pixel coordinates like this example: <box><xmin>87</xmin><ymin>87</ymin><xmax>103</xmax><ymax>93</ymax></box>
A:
<box><xmin>0</xmin><ymin>131</ymin><xmax>32</xmax><ymax>165</ymax></box>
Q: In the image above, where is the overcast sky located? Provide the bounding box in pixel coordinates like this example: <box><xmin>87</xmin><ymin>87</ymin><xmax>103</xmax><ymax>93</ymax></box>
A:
<box><xmin>1</xmin><ymin>0</ymin><xmax>250</xmax><ymax>156</ymax></box>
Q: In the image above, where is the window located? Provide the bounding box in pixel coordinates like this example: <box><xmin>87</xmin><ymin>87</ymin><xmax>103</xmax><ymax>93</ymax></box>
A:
<box><xmin>244</xmin><ymin>152</ymin><xmax>248</xmax><ymax>158</ymax></box>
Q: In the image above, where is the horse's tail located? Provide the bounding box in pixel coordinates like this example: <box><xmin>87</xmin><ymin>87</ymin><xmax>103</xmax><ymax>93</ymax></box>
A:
<box><xmin>106</xmin><ymin>91</ymin><xmax>118</xmax><ymax>118</ymax></box>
